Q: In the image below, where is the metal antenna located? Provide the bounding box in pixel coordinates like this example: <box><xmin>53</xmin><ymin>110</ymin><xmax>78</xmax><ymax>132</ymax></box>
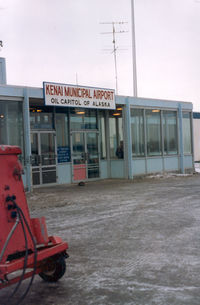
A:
<box><xmin>100</xmin><ymin>22</ymin><xmax>128</xmax><ymax>94</ymax></box>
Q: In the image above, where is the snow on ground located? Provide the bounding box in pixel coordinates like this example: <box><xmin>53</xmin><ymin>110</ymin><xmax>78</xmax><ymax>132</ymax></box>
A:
<box><xmin>2</xmin><ymin>175</ymin><xmax>200</xmax><ymax>305</ymax></box>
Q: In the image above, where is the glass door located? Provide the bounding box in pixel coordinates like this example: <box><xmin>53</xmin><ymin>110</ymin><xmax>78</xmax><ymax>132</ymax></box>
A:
<box><xmin>71</xmin><ymin>132</ymin><xmax>87</xmax><ymax>181</ymax></box>
<box><xmin>31</xmin><ymin>131</ymin><xmax>57</xmax><ymax>185</ymax></box>
<box><xmin>31</xmin><ymin>133</ymin><xmax>40</xmax><ymax>185</ymax></box>
<box><xmin>40</xmin><ymin>133</ymin><xmax>57</xmax><ymax>184</ymax></box>
<box><xmin>71</xmin><ymin>131</ymin><xmax>100</xmax><ymax>182</ymax></box>
<box><xmin>86</xmin><ymin>132</ymin><xmax>100</xmax><ymax>179</ymax></box>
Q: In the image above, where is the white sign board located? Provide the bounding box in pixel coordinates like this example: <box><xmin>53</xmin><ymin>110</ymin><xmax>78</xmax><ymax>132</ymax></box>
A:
<box><xmin>43</xmin><ymin>82</ymin><xmax>115</xmax><ymax>110</ymax></box>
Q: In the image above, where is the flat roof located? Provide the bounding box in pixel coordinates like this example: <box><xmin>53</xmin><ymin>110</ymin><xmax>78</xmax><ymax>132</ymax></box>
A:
<box><xmin>0</xmin><ymin>83</ymin><xmax>193</xmax><ymax>110</ymax></box>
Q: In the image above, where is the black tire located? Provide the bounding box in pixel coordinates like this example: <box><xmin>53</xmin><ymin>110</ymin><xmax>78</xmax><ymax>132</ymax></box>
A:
<box><xmin>39</xmin><ymin>255</ymin><xmax>66</xmax><ymax>282</ymax></box>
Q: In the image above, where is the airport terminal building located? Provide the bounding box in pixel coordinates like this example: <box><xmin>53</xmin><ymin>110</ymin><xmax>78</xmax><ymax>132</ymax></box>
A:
<box><xmin>0</xmin><ymin>58</ymin><xmax>194</xmax><ymax>190</ymax></box>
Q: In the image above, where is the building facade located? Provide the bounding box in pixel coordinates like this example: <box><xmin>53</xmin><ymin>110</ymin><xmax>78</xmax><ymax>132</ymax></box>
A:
<box><xmin>0</xmin><ymin>58</ymin><xmax>194</xmax><ymax>190</ymax></box>
<box><xmin>193</xmin><ymin>112</ymin><xmax>200</xmax><ymax>162</ymax></box>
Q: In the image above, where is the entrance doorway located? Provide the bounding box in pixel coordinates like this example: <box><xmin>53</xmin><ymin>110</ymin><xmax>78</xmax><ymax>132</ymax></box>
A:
<box><xmin>31</xmin><ymin>131</ymin><xmax>57</xmax><ymax>185</ymax></box>
<box><xmin>71</xmin><ymin>131</ymin><xmax>100</xmax><ymax>182</ymax></box>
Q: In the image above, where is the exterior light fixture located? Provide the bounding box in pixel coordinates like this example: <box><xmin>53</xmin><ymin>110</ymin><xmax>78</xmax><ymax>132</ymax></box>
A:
<box><xmin>76</xmin><ymin>111</ymin><xmax>85</xmax><ymax>115</ymax></box>
<box><xmin>116</xmin><ymin>107</ymin><xmax>123</xmax><ymax>111</ymax></box>
<box><xmin>0</xmin><ymin>114</ymin><xmax>4</xmax><ymax>119</ymax></box>
<box><xmin>113</xmin><ymin>113</ymin><xmax>121</xmax><ymax>116</ymax></box>
<box><xmin>36</xmin><ymin>109</ymin><xmax>42</xmax><ymax>113</ymax></box>
<box><xmin>152</xmin><ymin>109</ymin><xmax>160</xmax><ymax>113</ymax></box>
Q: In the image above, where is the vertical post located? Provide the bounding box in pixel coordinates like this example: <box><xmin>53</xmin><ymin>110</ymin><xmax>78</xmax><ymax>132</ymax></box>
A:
<box><xmin>4</xmin><ymin>103</ymin><xmax>8</xmax><ymax>143</ymax></box>
<box><xmin>131</xmin><ymin>0</ymin><xmax>138</xmax><ymax>97</ymax></box>
<box><xmin>144</xmin><ymin>109</ymin><xmax>148</xmax><ymax>174</ymax></box>
<box><xmin>105</xmin><ymin>111</ymin><xmax>111</xmax><ymax>178</ymax></box>
<box><xmin>161</xmin><ymin>110</ymin><xmax>165</xmax><ymax>173</ymax></box>
<box><xmin>178</xmin><ymin>103</ymin><xmax>184</xmax><ymax>174</ymax></box>
<box><xmin>190</xmin><ymin>111</ymin><xmax>195</xmax><ymax>171</ymax></box>
<box><xmin>23</xmin><ymin>88</ymin><xmax>32</xmax><ymax>191</ymax></box>
<box><xmin>125</xmin><ymin>98</ymin><xmax>133</xmax><ymax>179</ymax></box>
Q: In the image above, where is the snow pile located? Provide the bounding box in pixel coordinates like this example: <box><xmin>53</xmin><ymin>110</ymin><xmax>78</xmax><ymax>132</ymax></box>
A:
<box><xmin>195</xmin><ymin>162</ymin><xmax>200</xmax><ymax>173</ymax></box>
<box><xmin>146</xmin><ymin>172</ymin><xmax>193</xmax><ymax>179</ymax></box>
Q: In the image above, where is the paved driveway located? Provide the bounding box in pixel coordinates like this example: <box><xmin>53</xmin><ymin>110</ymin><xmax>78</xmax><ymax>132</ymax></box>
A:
<box><xmin>1</xmin><ymin>175</ymin><xmax>200</xmax><ymax>305</ymax></box>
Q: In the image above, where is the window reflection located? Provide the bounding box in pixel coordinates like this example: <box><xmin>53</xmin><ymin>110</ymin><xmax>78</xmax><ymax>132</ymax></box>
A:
<box><xmin>55</xmin><ymin>111</ymin><xmax>69</xmax><ymax>147</ymax></box>
<box><xmin>131</xmin><ymin>109</ymin><xmax>144</xmax><ymax>156</ymax></box>
<box><xmin>163</xmin><ymin>111</ymin><xmax>178</xmax><ymax>155</ymax></box>
<box><xmin>99</xmin><ymin>111</ymin><xmax>107</xmax><ymax>159</ymax></box>
<box><xmin>70</xmin><ymin>109</ymin><xmax>97</xmax><ymax>130</ymax></box>
<box><xmin>30</xmin><ymin>107</ymin><xmax>53</xmax><ymax>130</ymax></box>
<box><xmin>109</xmin><ymin>107</ymin><xmax>123</xmax><ymax>159</ymax></box>
<box><xmin>182</xmin><ymin>112</ymin><xmax>192</xmax><ymax>154</ymax></box>
<box><xmin>0</xmin><ymin>101</ymin><xmax>24</xmax><ymax>162</ymax></box>
<box><xmin>146</xmin><ymin>109</ymin><xmax>162</xmax><ymax>156</ymax></box>
<box><xmin>131</xmin><ymin>108</ymin><xmax>180</xmax><ymax>158</ymax></box>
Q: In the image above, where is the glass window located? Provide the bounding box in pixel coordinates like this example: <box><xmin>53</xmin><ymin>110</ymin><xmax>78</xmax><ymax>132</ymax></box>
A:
<box><xmin>131</xmin><ymin>108</ymin><xmax>144</xmax><ymax>157</ymax></box>
<box><xmin>99</xmin><ymin>111</ymin><xmax>107</xmax><ymax>159</ymax></box>
<box><xmin>109</xmin><ymin>117</ymin><xmax>117</xmax><ymax>158</ymax></box>
<box><xmin>182</xmin><ymin>112</ymin><xmax>192</xmax><ymax>154</ymax></box>
<box><xmin>55</xmin><ymin>109</ymin><xmax>70</xmax><ymax>163</ymax></box>
<box><xmin>30</xmin><ymin>107</ymin><xmax>53</xmax><ymax>129</ymax></box>
<box><xmin>70</xmin><ymin>109</ymin><xmax>83</xmax><ymax>130</ymax></box>
<box><xmin>70</xmin><ymin>109</ymin><xmax>97</xmax><ymax>130</ymax></box>
<box><xmin>163</xmin><ymin>111</ymin><xmax>178</xmax><ymax>155</ymax></box>
<box><xmin>55</xmin><ymin>112</ymin><xmax>69</xmax><ymax>147</ymax></box>
<box><xmin>0</xmin><ymin>101</ymin><xmax>24</xmax><ymax>161</ymax></box>
<box><xmin>109</xmin><ymin>108</ymin><xmax>124</xmax><ymax>159</ymax></box>
<box><xmin>85</xmin><ymin>110</ymin><xmax>97</xmax><ymax>129</ymax></box>
<box><xmin>146</xmin><ymin>109</ymin><xmax>162</xmax><ymax>156</ymax></box>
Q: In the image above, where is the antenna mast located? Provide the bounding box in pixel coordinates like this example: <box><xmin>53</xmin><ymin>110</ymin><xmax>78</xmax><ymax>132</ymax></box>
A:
<box><xmin>131</xmin><ymin>0</ymin><xmax>138</xmax><ymax>97</ymax></box>
<box><xmin>101</xmin><ymin>22</ymin><xmax>128</xmax><ymax>95</ymax></box>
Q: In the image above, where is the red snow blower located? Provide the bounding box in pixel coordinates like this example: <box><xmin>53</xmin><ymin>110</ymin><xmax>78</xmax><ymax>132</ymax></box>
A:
<box><xmin>0</xmin><ymin>145</ymin><xmax>69</xmax><ymax>304</ymax></box>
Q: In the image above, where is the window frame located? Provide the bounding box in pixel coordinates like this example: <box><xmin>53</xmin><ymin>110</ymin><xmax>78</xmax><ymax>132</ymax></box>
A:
<box><xmin>130</xmin><ymin>107</ymin><xmax>179</xmax><ymax>158</ymax></box>
<box><xmin>182</xmin><ymin>111</ymin><xmax>192</xmax><ymax>155</ymax></box>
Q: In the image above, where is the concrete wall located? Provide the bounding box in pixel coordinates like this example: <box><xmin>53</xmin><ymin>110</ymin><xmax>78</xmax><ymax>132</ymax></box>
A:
<box><xmin>132</xmin><ymin>156</ymin><xmax>191</xmax><ymax>177</ymax></box>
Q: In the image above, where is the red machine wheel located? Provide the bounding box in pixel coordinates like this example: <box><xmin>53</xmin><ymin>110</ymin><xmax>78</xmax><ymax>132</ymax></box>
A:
<box><xmin>39</xmin><ymin>255</ymin><xmax>66</xmax><ymax>282</ymax></box>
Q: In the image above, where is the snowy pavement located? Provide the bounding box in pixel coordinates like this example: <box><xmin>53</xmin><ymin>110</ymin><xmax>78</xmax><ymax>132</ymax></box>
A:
<box><xmin>1</xmin><ymin>174</ymin><xmax>200</xmax><ymax>305</ymax></box>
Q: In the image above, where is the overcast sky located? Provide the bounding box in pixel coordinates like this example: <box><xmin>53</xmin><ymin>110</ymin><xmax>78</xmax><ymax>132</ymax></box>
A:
<box><xmin>0</xmin><ymin>0</ymin><xmax>200</xmax><ymax>111</ymax></box>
